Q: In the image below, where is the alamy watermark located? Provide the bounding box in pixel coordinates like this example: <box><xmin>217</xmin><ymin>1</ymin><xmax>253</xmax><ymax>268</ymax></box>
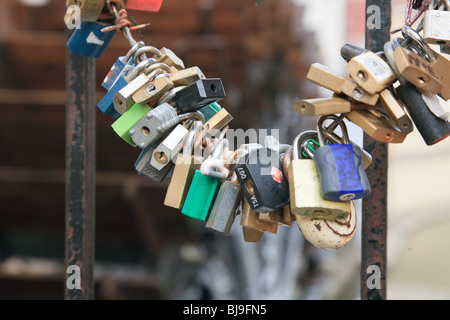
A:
<box><xmin>366</xmin><ymin>264</ymin><xmax>381</xmax><ymax>290</ymax></box>
<box><xmin>366</xmin><ymin>5</ymin><xmax>381</xmax><ymax>30</ymax></box>
<box><xmin>66</xmin><ymin>265</ymin><xmax>81</xmax><ymax>290</ymax></box>
<box><xmin>65</xmin><ymin>5</ymin><xmax>82</xmax><ymax>30</ymax></box>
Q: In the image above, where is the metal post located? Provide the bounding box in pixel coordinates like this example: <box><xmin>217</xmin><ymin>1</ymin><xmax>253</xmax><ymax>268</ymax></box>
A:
<box><xmin>65</xmin><ymin>32</ymin><xmax>96</xmax><ymax>300</ymax></box>
<box><xmin>361</xmin><ymin>0</ymin><xmax>390</xmax><ymax>300</ymax></box>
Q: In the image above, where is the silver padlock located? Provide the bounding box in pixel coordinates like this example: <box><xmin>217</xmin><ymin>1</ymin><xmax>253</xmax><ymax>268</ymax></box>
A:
<box><xmin>134</xmin><ymin>142</ymin><xmax>174</xmax><ymax>183</ymax></box>
<box><xmin>128</xmin><ymin>102</ymin><xmax>180</xmax><ymax>149</ymax></box>
<box><xmin>423</xmin><ymin>9</ymin><xmax>450</xmax><ymax>45</ymax></box>
<box><xmin>149</xmin><ymin>114</ymin><xmax>202</xmax><ymax>171</ymax></box>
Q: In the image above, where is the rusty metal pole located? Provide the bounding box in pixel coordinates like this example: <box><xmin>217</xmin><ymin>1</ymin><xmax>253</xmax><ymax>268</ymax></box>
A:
<box><xmin>361</xmin><ymin>0</ymin><xmax>390</xmax><ymax>300</ymax></box>
<box><xmin>64</xmin><ymin>31</ymin><xmax>96</xmax><ymax>300</ymax></box>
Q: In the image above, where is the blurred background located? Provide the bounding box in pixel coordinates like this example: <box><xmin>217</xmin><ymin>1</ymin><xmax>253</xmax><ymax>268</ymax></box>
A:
<box><xmin>0</xmin><ymin>0</ymin><xmax>449</xmax><ymax>300</ymax></box>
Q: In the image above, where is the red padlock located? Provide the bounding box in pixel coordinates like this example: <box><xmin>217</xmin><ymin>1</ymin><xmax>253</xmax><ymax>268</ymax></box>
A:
<box><xmin>126</xmin><ymin>0</ymin><xmax>163</xmax><ymax>12</ymax></box>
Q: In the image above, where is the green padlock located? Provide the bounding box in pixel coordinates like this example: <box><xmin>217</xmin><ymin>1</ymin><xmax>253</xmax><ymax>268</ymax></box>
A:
<box><xmin>111</xmin><ymin>103</ymin><xmax>151</xmax><ymax>146</ymax></box>
<box><xmin>181</xmin><ymin>138</ymin><xmax>229</xmax><ymax>221</ymax></box>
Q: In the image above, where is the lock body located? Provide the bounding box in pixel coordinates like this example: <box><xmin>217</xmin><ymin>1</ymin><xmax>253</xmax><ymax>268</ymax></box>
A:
<box><xmin>111</xmin><ymin>103</ymin><xmax>151</xmax><ymax>146</ymax></box>
<box><xmin>313</xmin><ymin>143</ymin><xmax>371</xmax><ymax>201</ymax></box>
<box><xmin>347</xmin><ymin>51</ymin><xmax>396</xmax><ymax>94</ymax></box>
<box><xmin>129</xmin><ymin>102</ymin><xmax>179</xmax><ymax>149</ymax></box>
<box><xmin>423</xmin><ymin>10</ymin><xmax>450</xmax><ymax>44</ymax></box>
<box><xmin>240</xmin><ymin>198</ymin><xmax>278</xmax><ymax>234</ymax></box>
<box><xmin>150</xmin><ymin>124</ymin><xmax>189</xmax><ymax>171</ymax></box>
<box><xmin>288</xmin><ymin>159</ymin><xmax>351</xmax><ymax>219</ymax></box>
<box><xmin>206</xmin><ymin>180</ymin><xmax>243</xmax><ymax>235</ymax></box>
<box><xmin>66</xmin><ymin>21</ymin><xmax>117</xmax><ymax>58</ymax></box>
<box><xmin>235</xmin><ymin>147</ymin><xmax>290</xmax><ymax>213</ymax></box>
<box><xmin>114</xmin><ymin>74</ymin><xmax>152</xmax><ymax>114</ymax></box>
<box><xmin>174</xmin><ymin>78</ymin><xmax>226</xmax><ymax>113</ymax></box>
<box><xmin>164</xmin><ymin>154</ymin><xmax>202</xmax><ymax>209</ymax></box>
<box><xmin>135</xmin><ymin>143</ymin><xmax>174</xmax><ymax>182</ymax></box>
<box><xmin>181</xmin><ymin>170</ymin><xmax>221</xmax><ymax>221</ymax></box>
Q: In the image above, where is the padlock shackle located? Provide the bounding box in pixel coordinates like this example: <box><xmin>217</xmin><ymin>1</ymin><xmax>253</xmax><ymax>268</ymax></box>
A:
<box><xmin>158</xmin><ymin>86</ymin><xmax>187</xmax><ymax>106</ymax></box>
<box><xmin>183</xmin><ymin>120</ymin><xmax>203</xmax><ymax>156</ymax></box>
<box><xmin>292</xmin><ymin>130</ymin><xmax>317</xmax><ymax>160</ymax></box>
<box><xmin>401</xmin><ymin>26</ymin><xmax>436</xmax><ymax>62</ymax></box>
<box><xmin>134</xmin><ymin>45</ymin><xmax>163</xmax><ymax>64</ymax></box>
<box><xmin>317</xmin><ymin>115</ymin><xmax>350</xmax><ymax>146</ymax></box>
<box><xmin>124</xmin><ymin>40</ymin><xmax>145</xmax><ymax>64</ymax></box>
<box><xmin>178</xmin><ymin>111</ymin><xmax>205</xmax><ymax>124</ymax></box>
<box><xmin>127</xmin><ymin>57</ymin><xmax>157</xmax><ymax>81</ymax></box>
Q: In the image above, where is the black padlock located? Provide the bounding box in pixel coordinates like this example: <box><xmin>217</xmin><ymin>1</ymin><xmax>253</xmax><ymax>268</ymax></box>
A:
<box><xmin>234</xmin><ymin>147</ymin><xmax>290</xmax><ymax>213</ymax></box>
<box><xmin>396</xmin><ymin>82</ymin><xmax>450</xmax><ymax>145</ymax></box>
<box><xmin>174</xmin><ymin>78</ymin><xmax>226</xmax><ymax>113</ymax></box>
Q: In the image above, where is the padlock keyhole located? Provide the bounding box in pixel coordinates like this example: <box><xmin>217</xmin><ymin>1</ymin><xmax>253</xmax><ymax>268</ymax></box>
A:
<box><xmin>210</xmin><ymin>83</ymin><xmax>217</xmax><ymax>93</ymax></box>
<box><xmin>142</xmin><ymin>126</ymin><xmax>151</xmax><ymax>136</ymax></box>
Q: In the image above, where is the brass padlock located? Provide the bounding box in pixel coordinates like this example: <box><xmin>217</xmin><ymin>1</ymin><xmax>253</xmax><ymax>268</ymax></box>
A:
<box><xmin>240</xmin><ymin>198</ymin><xmax>278</xmax><ymax>234</ymax></box>
<box><xmin>258</xmin><ymin>205</ymin><xmax>292</xmax><ymax>227</ymax></box>
<box><xmin>294</xmin><ymin>95</ymin><xmax>371</xmax><ymax>116</ymax></box>
<box><xmin>378</xmin><ymin>88</ymin><xmax>414</xmax><ymax>134</ymax></box>
<box><xmin>346</xmin><ymin>109</ymin><xmax>407</xmax><ymax>143</ymax></box>
<box><xmin>347</xmin><ymin>51</ymin><xmax>397</xmax><ymax>94</ymax></box>
<box><xmin>340</xmin><ymin>77</ymin><xmax>380</xmax><ymax>106</ymax></box>
<box><xmin>306</xmin><ymin>63</ymin><xmax>346</xmax><ymax>94</ymax></box>
<box><xmin>169</xmin><ymin>66</ymin><xmax>206</xmax><ymax>87</ymax></box>
<box><xmin>202</xmin><ymin>108</ymin><xmax>234</xmax><ymax>138</ymax></box>
<box><xmin>287</xmin><ymin>130</ymin><xmax>352</xmax><ymax>219</ymax></box>
<box><xmin>242</xmin><ymin>226</ymin><xmax>264</xmax><ymax>242</ymax></box>
<box><xmin>132</xmin><ymin>76</ymin><xmax>174</xmax><ymax>107</ymax></box>
<box><xmin>393</xmin><ymin>46</ymin><xmax>443</xmax><ymax>94</ymax></box>
<box><xmin>164</xmin><ymin>121</ymin><xmax>203</xmax><ymax>209</ymax></box>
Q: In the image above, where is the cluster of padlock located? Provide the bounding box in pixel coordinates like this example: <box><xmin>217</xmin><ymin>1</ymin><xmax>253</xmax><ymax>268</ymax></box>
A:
<box><xmin>64</xmin><ymin>1</ymin><xmax>450</xmax><ymax>251</ymax></box>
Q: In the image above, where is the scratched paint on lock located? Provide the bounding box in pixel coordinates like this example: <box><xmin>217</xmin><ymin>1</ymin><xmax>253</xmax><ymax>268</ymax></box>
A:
<box><xmin>328</xmin><ymin>144</ymin><xmax>363</xmax><ymax>195</ymax></box>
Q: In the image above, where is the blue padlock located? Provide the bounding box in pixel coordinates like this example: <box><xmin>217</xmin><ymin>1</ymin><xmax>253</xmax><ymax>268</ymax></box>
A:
<box><xmin>66</xmin><ymin>21</ymin><xmax>117</xmax><ymax>58</ymax></box>
<box><xmin>102</xmin><ymin>41</ymin><xmax>145</xmax><ymax>90</ymax></box>
<box><xmin>97</xmin><ymin>57</ymin><xmax>156</xmax><ymax>118</ymax></box>
<box><xmin>313</xmin><ymin>115</ymin><xmax>371</xmax><ymax>202</ymax></box>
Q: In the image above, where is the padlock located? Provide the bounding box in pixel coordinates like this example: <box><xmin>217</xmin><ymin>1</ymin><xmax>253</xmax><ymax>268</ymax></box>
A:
<box><xmin>346</xmin><ymin>109</ymin><xmax>407</xmax><ymax>143</ymax></box>
<box><xmin>206</xmin><ymin>171</ymin><xmax>244</xmax><ymax>235</ymax></box>
<box><xmin>66</xmin><ymin>21</ymin><xmax>117</xmax><ymax>58</ymax></box>
<box><xmin>169</xmin><ymin>66</ymin><xmax>206</xmax><ymax>87</ymax></box>
<box><xmin>197</xmin><ymin>102</ymin><xmax>222</xmax><ymax>123</ymax></box>
<box><xmin>340</xmin><ymin>77</ymin><xmax>380</xmax><ymax>106</ymax></box>
<box><xmin>164</xmin><ymin>121</ymin><xmax>204</xmax><ymax>209</ymax></box>
<box><xmin>287</xmin><ymin>130</ymin><xmax>351</xmax><ymax>219</ymax></box>
<box><xmin>202</xmin><ymin>108</ymin><xmax>234</xmax><ymax>138</ymax></box>
<box><xmin>430</xmin><ymin>50</ymin><xmax>450</xmax><ymax>101</ymax></box>
<box><xmin>295</xmin><ymin>201</ymin><xmax>357</xmax><ymax>250</ymax></box>
<box><xmin>181</xmin><ymin>139</ymin><xmax>229</xmax><ymax>221</ymax></box>
<box><xmin>102</xmin><ymin>41</ymin><xmax>145</xmax><ymax>90</ymax></box>
<box><xmin>173</xmin><ymin>78</ymin><xmax>226</xmax><ymax>113</ymax></box>
<box><xmin>240</xmin><ymin>198</ymin><xmax>278</xmax><ymax>235</ymax></box>
<box><xmin>114</xmin><ymin>62</ymin><xmax>172</xmax><ymax>113</ymax></box>
<box><xmin>98</xmin><ymin>57</ymin><xmax>155</xmax><ymax>117</ymax></box>
<box><xmin>65</xmin><ymin>0</ymin><xmax>105</xmax><ymax>23</ymax></box>
<box><xmin>305</xmin><ymin>62</ymin><xmax>379</xmax><ymax>106</ymax></box>
<box><xmin>294</xmin><ymin>96</ymin><xmax>371</xmax><ymax>116</ymax></box>
<box><xmin>340</xmin><ymin>43</ymin><xmax>368</xmax><ymax>62</ymax></box>
<box><xmin>134</xmin><ymin>140</ymin><xmax>174</xmax><ymax>183</ymax></box>
<box><xmin>378</xmin><ymin>88</ymin><xmax>414</xmax><ymax>134</ymax></box>
<box><xmin>423</xmin><ymin>9</ymin><xmax>450</xmax><ymax>45</ymax></box>
<box><xmin>132</xmin><ymin>76</ymin><xmax>174</xmax><ymax>107</ymax></box>
<box><xmin>385</xmin><ymin>39</ymin><xmax>450</xmax><ymax>145</ymax></box>
<box><xmin>128</xmin><ymin>102</ymin><xmax>179</xmax><ymax>149</ymax></box>
<box><xmin>150</xmin><ymin>115</ymin><xmax>200</xmax><ymax>171</ymax></box>
<box><xmin>313</xmin><ymin>115</ymin><xmax>371</xmax><ymax>202</ymax></box>
<box><xmin>322</xmin><ymin>127</ymin><xmax>373</xmax><ymax>170</ymax></box>
<box><xmin>393</xmin><ymin>45</ymin><xmax>443</xmax><ymax>94</ymax></box>
<box><xmin>111</xmin><ymin>102</ymin><xmax>152</xmax><ymax>146</ymax></box>
<box><xmin>346</xmin><ymin>51</ymin><xmax>397</xmax><ymax>94</ymax></box>
<box><xmin>234</xmin><ymin>147</ymin><xmax>290</xmax><ymax>213</ymax></box>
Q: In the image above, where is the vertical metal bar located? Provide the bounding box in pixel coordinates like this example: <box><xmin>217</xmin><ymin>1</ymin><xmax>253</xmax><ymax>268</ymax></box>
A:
<box><xmin>65</xmin><ymin>31</ymin><xmax>96</xmax><ymax>300</ymax></box>
<box><xmin>361</xmin><ymin>0</ymin><xmax>390</xmax><ymax>300</ymax></box>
